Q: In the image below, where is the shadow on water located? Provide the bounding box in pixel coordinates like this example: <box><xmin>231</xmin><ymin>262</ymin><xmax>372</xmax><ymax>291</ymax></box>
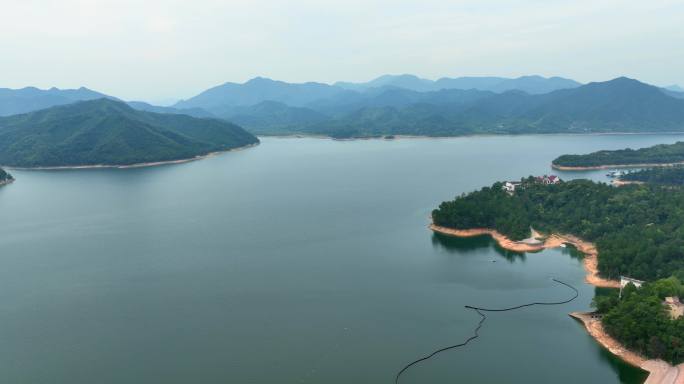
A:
<box><xmin>431</xmin><ymin>232</ymin><xmax>526</xmax><ymax>262</ymax></box>
<box><xmin>589</xmin><ymin>285</ymin><xmax>649</xmax><ymax>383</ymax></box>
<box><xmin>432</xmin><ymin>232</ymin><xmax>648</xmax><ymax>384</ymax></box>
<box><xmin>597</xmin><ymin>347</ymin><xmax>650</xmax><ymax>384</ymax></box>
<box><xmin>560</xmin><ymin>243</ymin><xmax>586</xmax><ymax>261</ymax></box>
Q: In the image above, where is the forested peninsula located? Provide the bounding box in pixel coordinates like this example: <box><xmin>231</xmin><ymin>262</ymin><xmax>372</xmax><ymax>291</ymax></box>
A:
<box><xmin>552</xmin><ymin>141</ymin><xmax>684</xmax><ymax>169</ymax></box>
<box><xmin>0</xmin><ymin>168</ymin><xmax>13</xmax><ymax>186</ymax></box>
<box><xmin>619</xmin><ymin>166</ymin><xmax>684</xmax><ymax>185</ymax></box>
<box><xmin>0</xmin><ymin>99</ymin><xmax>259</xmax><ymax>168</ymax></box>
<box><xmin>432</xmin><ymin>178</ymin><xmax>684</xmax><ymax>364</ymax></box>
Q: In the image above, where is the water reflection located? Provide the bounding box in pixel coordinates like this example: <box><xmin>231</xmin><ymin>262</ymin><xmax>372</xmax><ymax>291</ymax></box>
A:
<box><xmin>431</xmin><ymin>232</ymin><xmax>526</xmax><ymax>262</ymax></box>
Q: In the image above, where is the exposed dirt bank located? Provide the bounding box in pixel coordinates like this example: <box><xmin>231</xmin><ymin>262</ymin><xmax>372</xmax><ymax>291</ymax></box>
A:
<box><xmin>429</xmin><ymin>224</ymin><xmax>620</xmax><ymax>288</ymax></box>
<box><xmin>571</xmin><ymin>312</ymin><xmax>684</xmax><ymax>384</ymax></box>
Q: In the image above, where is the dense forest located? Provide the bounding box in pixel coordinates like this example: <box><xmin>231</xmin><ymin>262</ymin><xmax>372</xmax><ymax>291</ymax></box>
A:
<box><xmin>553</xmin><ymin>142</ymin><xmax>684</xmax><ymax>168</ymax></box>
<box><xmin>0</xmin><ymin>168</ymin><xmax>12</xmax><ymax>183</ymax></box>
<box><xmin>593</xmin><ymin>278</ymin><xmax>684</xmax><ymax>364</ymax></box>
<box><xmin>0</xmin><ymin>99</ymin><xmax>259</xmax><ymax>167</ymax></box>
<box><xmin>432</xmin><ymin>178</ymin><xmax>684</xmax><ymax>281</ymax></box>
<box><xmin>620</xmin><ymin>166</ymin><xmax>684</xmax><ymax>185</ymax></box>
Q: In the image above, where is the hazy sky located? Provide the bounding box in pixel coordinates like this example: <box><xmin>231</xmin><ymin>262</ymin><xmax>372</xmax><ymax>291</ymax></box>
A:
<box><xmin>1</xmin><ymin>0</ymin><xmax>683</xmax><ymax>102</ymax></box>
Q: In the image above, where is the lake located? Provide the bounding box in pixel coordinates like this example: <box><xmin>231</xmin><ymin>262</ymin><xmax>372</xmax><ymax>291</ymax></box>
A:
<box><xmin>1</xmin><ymin>134</ymin><xmax>682</xmax><ymax>384</ymax></box>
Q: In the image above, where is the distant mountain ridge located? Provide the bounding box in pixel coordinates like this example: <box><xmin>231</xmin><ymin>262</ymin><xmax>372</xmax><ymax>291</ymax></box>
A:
<box><xmin>174</xmin><ymin>77</ymin><xmax>354</xmax><ymax>110</ymax></box>
<box><xmin>3</xmin><ymin>75</ymin><xmax>683</xmax><ymax>140</ymax></box>
<box><xmin>0</xmin><ymin>99</ymin><xmax>258</xmax><ymax>168</ymax></box>
<box><xmin>334</xmin><ymin>74</ymin><xmax>582</xmax><ymax>94</ymax></box>
<box><xmin>173</xmin><ymin>74</ymin><xmax>581</xmax><ymax>113</ymax></box>
<box><xmin>0</xmin><ymin>86</ymin><xmax>215</xmax><ymax>118</ymax></box>
<box><xmin>126</xmin><ymin>101</ymin><xmax>216</xmax><ymax>119</ymax></box>
<box><xmin>0</xmin><ymin>86</ymin><xmax>117</xmax><ymax>116</ymax></box>
<box><xmin>297</xmin><ymin>77</ymin><xmax>684</xmax><ymax>137</ymax></box>
<box><xmin>173</xmin><ymin>76</ymin><xmax>684</xmax><ymax>137</ymax></box>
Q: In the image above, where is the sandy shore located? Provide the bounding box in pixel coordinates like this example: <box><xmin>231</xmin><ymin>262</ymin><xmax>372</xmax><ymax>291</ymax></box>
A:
<box><xmin>2</xmin><ymin>142</ymin><xmax>259</xmax><ymax>171</ymax></box>
<box><xmin>571</xmin><ymin>312</ymin><xmax>684</xmax><ymax>384</ymax></box>
<box><xmin>429</xmin><ymin>224</ymin><xmax>620</xmax><ymax>288</ymax></box>
<box><xmin>552</xmin><ymin>161</ymin><xmax>684</xmax><ymax>171</ymax></box>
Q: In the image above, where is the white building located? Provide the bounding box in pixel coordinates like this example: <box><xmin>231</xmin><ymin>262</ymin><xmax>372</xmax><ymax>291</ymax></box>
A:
<box><xmin>503</xmin><ymin>181</ymin><xmax>521</xmax><ymax>193</ymax></box>
<box><xmin>619</xmin><ymin>276</ymin><xmax>645</xmax><ymax>298</ymax></box>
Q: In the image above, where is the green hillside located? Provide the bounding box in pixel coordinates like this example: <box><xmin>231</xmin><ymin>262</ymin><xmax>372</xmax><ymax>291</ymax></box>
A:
<box><xmin>553</xmin><ymin>141</ymin><xmax>684</xmax><ymax>168</ymax></box>
<box><xmin>0</xmin><ymin>99</ymin><xmax>258</xmax><ymax>167</ymax></box>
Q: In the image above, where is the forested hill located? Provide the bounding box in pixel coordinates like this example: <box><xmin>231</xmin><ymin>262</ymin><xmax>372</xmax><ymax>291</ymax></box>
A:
<box><xmin>0</xmin><ymin>99</ymin><xmax>258</xmax><ymax>168</ymax></box>
<box><xmin>620</xmin><ymin>167</ymin><xmax>684</xmax><ymax>185</ymax></box>
<box><xmin>552</xmin><ymin>141</ymin><xmax>684</xmax><ymax>168</ymax></box>
<box><xmin>432</xmin><ymin>178</ymin><xmax>684</xmax><ymax>281</ymax></box>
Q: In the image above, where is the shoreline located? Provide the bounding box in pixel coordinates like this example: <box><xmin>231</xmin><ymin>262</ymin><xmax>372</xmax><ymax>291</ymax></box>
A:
<box><xmin>429</xmin><ymin>224</ymin><xmax>620</xmax><ymax>288</ymax></box>
<box><xmin>2</xmin><ymin>142</ymin><xmax>259</xmax><ymax>171</ymax></box>
<box><xmin>429</xmin><ymin>222</ymin><xmax>684</xmax><ymax>383</ymax></box>
<box><xmin>570</xmin><ymin>312</ymin><xmax>683</xmax><ymax>384</ymax></box>
<box><xmin>552</xmin><ymin>161</ymin><xmax>684</xmax><ymax>171</ymax></box>
<box><xmin>0</xmin><ymin>178</ymin><xmax>14</xmax><ymax>187</ymax></box>
<box><xmin>259</xmin><ymin>131</ymin><xmax>684</xmax><ymax>141</ymax></box>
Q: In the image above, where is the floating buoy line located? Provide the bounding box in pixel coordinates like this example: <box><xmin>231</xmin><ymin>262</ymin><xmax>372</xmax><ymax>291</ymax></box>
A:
<box><xmin>394</xmin><ymin>278</ymin><xmax>579</xmax><ymax>383</ymax></box>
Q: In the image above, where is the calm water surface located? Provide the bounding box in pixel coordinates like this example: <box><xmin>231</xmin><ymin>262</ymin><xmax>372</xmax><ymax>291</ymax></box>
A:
<box><xmin>2</xmin><ymin>135</ymin><xmax>681</xmax><ymax>384</ymax></box>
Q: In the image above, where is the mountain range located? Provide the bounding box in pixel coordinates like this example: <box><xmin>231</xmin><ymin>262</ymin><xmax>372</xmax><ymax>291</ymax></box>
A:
<box><xmin>0</xmin><ymin>99</ymin><xmax>258</xmax><ymax>167</ymax></box>
<box><xmin>1</xmin><ymin>75</ymin><xmax>684</xmax><ymax>139</ymax></box>
<box><xmin>301</xmin><ymin>77</ymin><xmax>684</xmax><ymax>138</ymax></box>
<box><xmin>0</xmin><ymin>87</ymin><xmax>216</xmax><ymax>118</ymax></box>
<box><xmin>178</xmin><ymin>77</ymin><xmax>684</xmax><ymax>137</ymax></box>
<box><xmin>334</xmin><ymin>74</ymin><xmax>582</xmax><ymax>94</ymax></box>
<box><xmin>0</xmin><ymin>86</ymin><xmax>115</xmax><ymax>116</ymax></box>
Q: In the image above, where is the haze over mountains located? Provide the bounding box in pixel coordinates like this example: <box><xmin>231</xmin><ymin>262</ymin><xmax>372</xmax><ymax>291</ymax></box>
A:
<box><xmin>334</xmin><ymin>74</ymin><xmax>581</xmax><ymax>94</ymax></box>
<box><xmin>0</xmin><ymin>86</ymin><xmax>115</xmax><ymax>116</ymax></box>
<box><xmin>1</xmin><ymin>75</ymin><xmax>684</xmax><ymax>140</ymax></box>
<box><xmin>172</xmin><ymin>76</ymin><xmax>684</xmax><ymax>137</ymax></box>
